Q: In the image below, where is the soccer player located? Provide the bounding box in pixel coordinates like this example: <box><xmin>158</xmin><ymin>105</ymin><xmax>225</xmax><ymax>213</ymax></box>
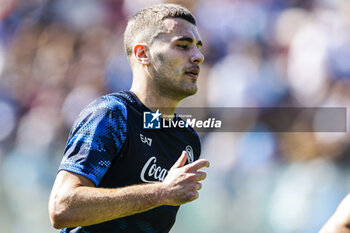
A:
<box><xmin>48</xmin><ymin>3</ymin><xmax>209</xmax><ymax>233</ymax></box>
<box><xmin>319</xmin><ymin>194</ymin><xmax>350</xmax><ymax>233</ymax></box>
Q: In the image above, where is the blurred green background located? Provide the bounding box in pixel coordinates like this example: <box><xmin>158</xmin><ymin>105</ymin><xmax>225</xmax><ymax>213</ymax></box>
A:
<box><xmin>0</xmin><ymin>0</ymin><xmax>350</xmax><ymax>232</ymax></box>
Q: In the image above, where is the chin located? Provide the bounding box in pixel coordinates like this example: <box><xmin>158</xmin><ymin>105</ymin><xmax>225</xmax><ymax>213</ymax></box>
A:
<box><xmin>160</xmin><ymin>82</ymin><xmax>198</xmax><ymax>99</ymax></box>
<box><xmin>188</xmin><ymin>87</ymin><xmax>198</xmax><ymax>96</ymax></box>
<box><xmin>181</xmin><ymin>84</ymin><xmax>198</xmax><ymax>97</ymax></box>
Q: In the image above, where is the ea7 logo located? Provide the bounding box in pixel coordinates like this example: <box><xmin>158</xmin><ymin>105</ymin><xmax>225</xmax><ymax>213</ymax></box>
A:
<box><xmin>140</xmin><ymin>134</ymin><xmax>152</xmax><ymax>146</ymax></box>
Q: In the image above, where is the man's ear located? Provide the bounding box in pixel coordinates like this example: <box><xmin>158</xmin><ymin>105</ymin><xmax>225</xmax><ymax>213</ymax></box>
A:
<box><xmin>133</xmin><ymin>43</ymin><xmax>150</xmax><ymax>65</ymax></box>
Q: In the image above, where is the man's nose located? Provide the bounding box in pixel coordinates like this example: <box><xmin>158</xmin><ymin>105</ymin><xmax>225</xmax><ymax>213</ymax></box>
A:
<box><xmin>190</xmin><ymin>48</ymin><xmax>204</xmax><ymax>65</ymax></box>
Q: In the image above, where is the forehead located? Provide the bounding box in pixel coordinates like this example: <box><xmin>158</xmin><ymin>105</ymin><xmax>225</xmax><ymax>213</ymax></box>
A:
<box><xmin>159</xmin><ymin>18</ymin><xmax>201</xmax><ymax>41</ymax></box>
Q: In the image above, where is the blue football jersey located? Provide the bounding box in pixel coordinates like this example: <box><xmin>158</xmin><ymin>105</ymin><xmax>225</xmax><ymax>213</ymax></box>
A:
<box><xmin>59</xmin><ymin>91</ymin><xmax>201</xmax><ymax>233</ymax></box>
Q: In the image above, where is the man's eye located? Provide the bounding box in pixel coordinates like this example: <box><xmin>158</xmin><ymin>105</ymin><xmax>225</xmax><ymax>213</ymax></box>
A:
<box><xmin>177</xmin><ymin>44</ymin><xmax>188</xmax><ymax>49</ymax></box>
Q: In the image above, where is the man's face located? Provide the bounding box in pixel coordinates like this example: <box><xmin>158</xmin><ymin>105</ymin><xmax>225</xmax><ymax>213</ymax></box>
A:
<box><xmin>147</xmin><ymin>18</ymin><xmax>204</xmax><ymax>99</ymax></box>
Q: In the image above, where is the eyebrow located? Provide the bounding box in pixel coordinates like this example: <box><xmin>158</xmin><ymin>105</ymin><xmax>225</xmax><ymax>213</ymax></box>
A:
<box><xmin>174</xmin><ymin>36</ymin><xmax>203</xmax><ymax>48</ymax></box>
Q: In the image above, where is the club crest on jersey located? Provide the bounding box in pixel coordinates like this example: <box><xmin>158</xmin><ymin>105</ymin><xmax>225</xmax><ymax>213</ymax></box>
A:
<box><xmin>185</xmin><ymin>145</ymin><xmax>194</xmax><ymax>164</ymax></box>
<box><xmin>143</xmin><ymin>110</ymin><xmax>161</xmax><ymax>129</ymax></box>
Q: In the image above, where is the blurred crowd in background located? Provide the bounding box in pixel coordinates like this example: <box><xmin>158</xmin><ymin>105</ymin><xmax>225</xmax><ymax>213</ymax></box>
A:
<box><xmin>0</xmin><ymin>0</ymin><xmax>350</xmax><ymax>232</ymax></box>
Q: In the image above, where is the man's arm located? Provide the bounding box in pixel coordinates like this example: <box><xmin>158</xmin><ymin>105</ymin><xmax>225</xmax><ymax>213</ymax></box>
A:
<box><xmin>320</xmin><ymin>194</ymin><xmax>350</xmax><ymax>233</ymax></box>
<box><xmin>48</xmin><ymin>151</ymin><xmax>209</xmax><ymax>229</ymax></box>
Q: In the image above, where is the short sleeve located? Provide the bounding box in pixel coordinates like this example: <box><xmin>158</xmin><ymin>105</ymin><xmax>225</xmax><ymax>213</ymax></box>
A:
<box><xmin>59</xmin><ymin>95</ymin><xmax>127</xmax><ymax>186</ymax></box>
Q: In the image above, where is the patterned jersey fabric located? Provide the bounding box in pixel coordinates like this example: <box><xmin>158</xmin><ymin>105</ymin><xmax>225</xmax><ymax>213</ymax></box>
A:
<box><xmin>59</xmin><ymin>91</ymin><xmax>201</xmax><ymax>233</ymax></box>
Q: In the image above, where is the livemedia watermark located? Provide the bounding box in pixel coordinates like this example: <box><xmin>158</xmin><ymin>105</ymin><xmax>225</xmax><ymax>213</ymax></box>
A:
<box><xmin>143</xmin><ymin>107</ymin><xmax>347</xmax><ymax>132</ymax></box>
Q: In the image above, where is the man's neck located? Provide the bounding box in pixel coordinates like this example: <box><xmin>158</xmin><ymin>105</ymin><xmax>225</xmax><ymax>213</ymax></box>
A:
<box><xmin>130</xmin><ymin>87</ymin><xmax>180</xmax><ymax>120</ymax></box>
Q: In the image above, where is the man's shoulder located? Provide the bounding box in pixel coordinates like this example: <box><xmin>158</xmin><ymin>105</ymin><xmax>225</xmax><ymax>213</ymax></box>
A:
<box><xmin>83</xmin><ymin>91</ymin><xmax>134</xmax><ymax>114</ymax></box>
<box><xmin>175</xmin><ymin>116</ymin><xmax>200</xmax><ymax>137</ymax></box>
<box><xmin>169</xmin><ymin>116</ymin><xmax>202</xmax><ymax>155</ymax></box>
<box><xmin>73</xmin><ymin>92</ymin><xmax>133</xmax><ymax>128</ymax></box>
<box><xmin>186</xmin><ymin>126</ymin><xmax>201</xmax><ymax>146</ymax></box>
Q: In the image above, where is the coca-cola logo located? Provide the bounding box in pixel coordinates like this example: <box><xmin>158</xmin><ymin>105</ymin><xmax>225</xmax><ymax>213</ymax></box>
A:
<box><xmin>140</xmin><ymin>156</ymin><xmax>168</xmax><ymax>183</ymax></box>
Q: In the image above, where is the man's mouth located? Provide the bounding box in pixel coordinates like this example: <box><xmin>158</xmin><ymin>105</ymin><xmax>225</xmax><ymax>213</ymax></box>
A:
<box><xmin>185</xmin><ymin>67</ymin><xmax>200</xmax><ymax>78</ymax></box>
